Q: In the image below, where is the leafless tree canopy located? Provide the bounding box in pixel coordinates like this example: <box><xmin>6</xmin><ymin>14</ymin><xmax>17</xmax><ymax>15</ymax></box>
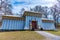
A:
<box><xmin>0</xmin><ymin>0</ymin><xmax>13</xmax><ymax>15</ymax></box>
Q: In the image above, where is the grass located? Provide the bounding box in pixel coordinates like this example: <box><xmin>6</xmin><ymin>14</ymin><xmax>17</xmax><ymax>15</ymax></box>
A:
<box><xmin>0</xmin><ymin>31</ymin><xmax>45</xmax><ymax>40</ymax></box>
<box><xmin>46</xmin><ymin>31</ymin><xmax>60</xmax><ymax>36</ymax></box>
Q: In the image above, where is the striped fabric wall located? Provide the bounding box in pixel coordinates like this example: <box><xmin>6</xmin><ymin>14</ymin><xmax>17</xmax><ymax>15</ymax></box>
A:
<box><xmin>42</xmin><ymin>22</ymin><xmax>55</xmax><ymax>30</ymax></box>
<box><xmin>1</xmin><ymin>19</ymin><xmax>24</xmax><ymax>30</ymax></box>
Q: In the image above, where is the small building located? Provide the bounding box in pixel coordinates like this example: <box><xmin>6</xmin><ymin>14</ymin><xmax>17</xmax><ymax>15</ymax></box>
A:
<box><xmin>0</xmin><ymin>11</ymin><xmax>55</xmax><ymax>30</ymax></box>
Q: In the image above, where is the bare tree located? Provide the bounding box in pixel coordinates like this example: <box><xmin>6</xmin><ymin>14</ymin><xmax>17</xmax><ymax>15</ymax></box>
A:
<box><xmin>42</xmin><ymin>6</ymin><xmax>49</xmax><ymax>18</ymax></box>
<box><xmin>21</xmin><ymin>8</ymin><xmax>25</xmax><ymax>13</ymax></box>
<box><xmin>30</xmin><ymin>6</ymin><xmax>49</xmax><ymax>18</ymax></box>
<box><xmin>50</xmin><ymin>0</ymin><xmax>60</xmax><ymax>27</ymax></box>
<box><xmin>0</xmin><ymin>0</ymin><xmax>13</xmax><ymax>15</ymax></box>
<box><xmin>0</xmin><ymin>0</ymin><xmax>13</xmax><ymax>23</ymax></box>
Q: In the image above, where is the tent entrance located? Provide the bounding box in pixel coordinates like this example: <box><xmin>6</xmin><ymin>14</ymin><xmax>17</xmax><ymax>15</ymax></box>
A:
<box><xmin>31</xmin><ymin>21</ymin><xmax>38</xmax><ymax>30</ymax></box>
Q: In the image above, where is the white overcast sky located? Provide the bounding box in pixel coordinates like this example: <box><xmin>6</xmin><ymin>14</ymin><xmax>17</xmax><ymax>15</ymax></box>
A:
<box><xmin>9</xmin><ymin>0</ymin><xmax>57</xmax><ymax>14</ymax></box>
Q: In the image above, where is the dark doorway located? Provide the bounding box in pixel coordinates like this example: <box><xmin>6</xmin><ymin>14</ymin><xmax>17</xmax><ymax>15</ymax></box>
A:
<box><xmin>31</xmin><ymin>21</ymin><xmax>37</xmax><ymax>30</ymax></box>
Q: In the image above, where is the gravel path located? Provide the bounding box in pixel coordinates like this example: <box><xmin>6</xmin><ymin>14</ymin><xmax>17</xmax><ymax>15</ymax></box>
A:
<box><xmin>35</xmin><ymin>31</ymin><xmax>60</xmax><ymax>40</ymax></box>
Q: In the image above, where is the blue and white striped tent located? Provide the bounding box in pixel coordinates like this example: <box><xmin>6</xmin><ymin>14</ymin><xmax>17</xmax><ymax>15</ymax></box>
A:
<box><xmin>0</xmin><ymin>11</ymin><xmax>55</xmax><ymax>30</ymax></box>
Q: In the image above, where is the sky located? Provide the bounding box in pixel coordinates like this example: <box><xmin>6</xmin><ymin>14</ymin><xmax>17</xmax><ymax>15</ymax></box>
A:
<box><xmin>9</xmin><ymin>0</ymin><xmax>57</xmax><ymax>14</ymax></box>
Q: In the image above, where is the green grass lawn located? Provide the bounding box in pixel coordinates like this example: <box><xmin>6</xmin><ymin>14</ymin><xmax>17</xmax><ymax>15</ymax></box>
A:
<box><xmin>46</xmin><ymin>31</ymin><xmax>60</xmax><ymax>36</ymax></box>
<box><xmin>0</xmin><ymin>31</ymin><xmax>45</xmax><ymax>40</ymax></box>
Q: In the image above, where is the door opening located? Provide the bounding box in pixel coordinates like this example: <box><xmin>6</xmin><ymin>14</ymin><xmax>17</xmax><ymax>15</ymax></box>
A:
<box><xmin>31</xmin><ymin>21</ymin><xmax>37</xmax><ymax>30</ymax></box>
